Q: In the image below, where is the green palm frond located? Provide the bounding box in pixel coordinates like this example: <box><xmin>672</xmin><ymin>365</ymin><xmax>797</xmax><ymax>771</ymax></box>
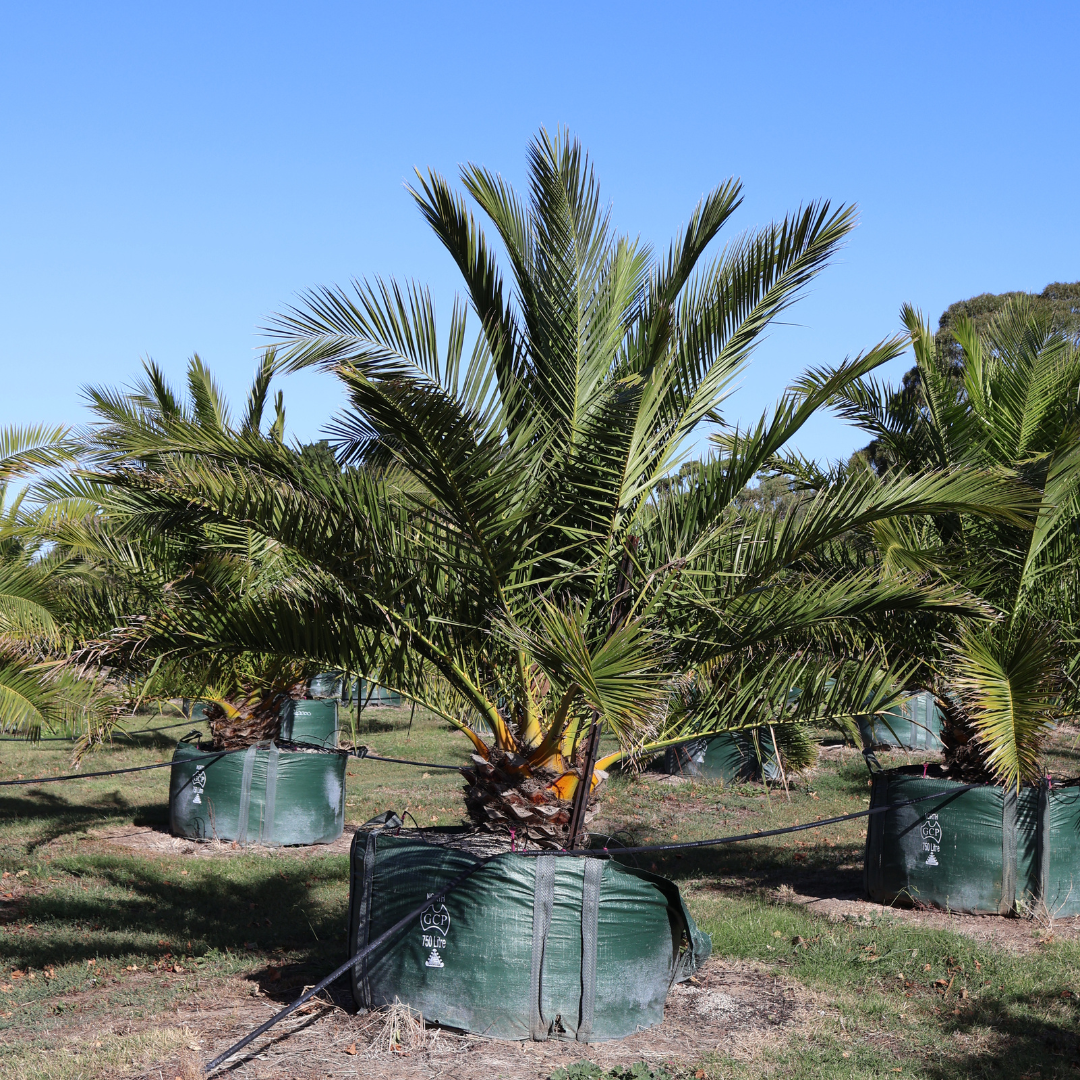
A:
<box><xmin>952</xmin><ymin>622</ymin><xmax>1061</xmax><ymax>790</ymax></box>
<box><xmin>38</xmin><ymin>128</ymin><xmax>1049</xmax><ymax>798</ymax></box>
<box><xmin>0</xmin><ymin>425</ymin><xmax>76</xmax><ymax>483</ymax></box>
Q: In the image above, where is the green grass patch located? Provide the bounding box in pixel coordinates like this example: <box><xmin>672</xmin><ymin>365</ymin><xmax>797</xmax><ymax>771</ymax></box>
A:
<box><xmin>1</xmin><ymin>708</ymin><xmax>1079</xmax><ymax>1077</ymax></box>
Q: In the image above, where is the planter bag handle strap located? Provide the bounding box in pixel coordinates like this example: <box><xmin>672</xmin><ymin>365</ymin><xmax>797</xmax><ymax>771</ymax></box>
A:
<box><xmin>279</xmin><ymin>700</ymin><xmax>294</xmax><ymax>743</ymax></box>
<box><xmin>530</xmin><ymin>855</ymin><xmax>556</xmax><ymax>1041</ymax></box>
<box><xmin>577</xmin><ymin>857</ymin><xmax>604</xmax><ymax>1042</ymax></box>
<box><xmin>1038</xmin><ymin>780</ymin><xmax>1051</xmax><ymax>907</ymax></box>
<box><xmin>261</xmin><ymin>742</ymin><xmax>280</xmax><ymax>846</ymax></box>
<box><xmin>862</xmin><ymin>748</ymin><xmax>883</xmax><ymax>775</ymax></box>
<box><xmin>236</xmin><ymin>740</ymin><xmax>272</xmax><ymax>847</ymax></box>
<box><xmin>355</xmin><ymin>829</ymin><xmax>379</xmax><ymax>1008</ymax></box>
<box><xmin>236</xmin><ymin>744</ymin><xmax>258</xmax><ymax>847</ymax></box>
<box><xmin>1000</xmin><ymin>786</ymin><xmax>1018</xmax><ymax>915</ymax></box>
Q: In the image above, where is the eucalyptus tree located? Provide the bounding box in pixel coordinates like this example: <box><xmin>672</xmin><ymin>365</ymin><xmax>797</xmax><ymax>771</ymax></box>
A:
<box><xmin>64</xmin><ymin>131</ymin><xmax>1031</xmax><ymax>843</ymax></box>
<box><xmin>810</xmin><ymin>299</ymin><xmax>1080</xmax><ymax>786</ymax></box>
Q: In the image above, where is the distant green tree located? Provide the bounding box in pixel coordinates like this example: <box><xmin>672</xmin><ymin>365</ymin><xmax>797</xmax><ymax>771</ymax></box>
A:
<box><xmin>734</xmin><ymin>472</ymin><xmax>805</xmax><ymax>515</ymax></box>
<box><xmin>936</xmin><ymin>281</ymin><xmax>1080</xmax><ymax>363</ymax></box>
<box><xmin>850</xmin><ymin>281</ymin><xmax>1080</xmax><ymax>474</ymax></box>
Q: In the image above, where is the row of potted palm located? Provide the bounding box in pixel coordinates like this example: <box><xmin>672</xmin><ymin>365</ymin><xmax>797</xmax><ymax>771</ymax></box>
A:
<box><xmin>2</xmin><ymin>129</ymin><xmax>1076</xmax><ymax>1036</ymax></box>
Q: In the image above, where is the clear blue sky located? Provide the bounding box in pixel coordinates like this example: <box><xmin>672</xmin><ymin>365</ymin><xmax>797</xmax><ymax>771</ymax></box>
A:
<box><xmin>2</xmin><ymin>2</ymin><xmax>1077</xmax><ymax>463</ymax></box>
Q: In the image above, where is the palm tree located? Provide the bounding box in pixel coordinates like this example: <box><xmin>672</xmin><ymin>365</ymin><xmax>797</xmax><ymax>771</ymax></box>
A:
<box><xmin>0</xmin><ymin>425</ymin><xmax>120</xmax><ymax>740</ymax></box>
<box><xmin>810</xmin><ymin>299</ymin><xmax>1080</xmax><ymax>787</ymax></box>
<box><xmin>30</xmin><ymin>355</ymin><xmax>315</xmax><ymax>750</ymax></box>
<box><xmin>60</xmin><ymin>131</ymin><xmax>1032</xmax><ymax>844</ymax></box>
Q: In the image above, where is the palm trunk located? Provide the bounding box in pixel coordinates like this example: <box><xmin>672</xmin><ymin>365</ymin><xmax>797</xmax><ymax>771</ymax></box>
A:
<box><xmin>936</xmin><ymin>692</ymin><xmax>993</xmax><ymax>783</ymax></box>
<box><xmin>206</xmin><ymin>692</ymin><xmax>288</xmax><ymax>750</ymax></box>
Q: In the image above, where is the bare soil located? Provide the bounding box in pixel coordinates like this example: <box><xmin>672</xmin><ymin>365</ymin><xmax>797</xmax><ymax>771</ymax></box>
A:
<box><xmin>84</xmin><ymin>823</ymin><xmax>360</xmax><ymax>860</ymax></box>
<box><xmin>772</xmin><ymin>880</ymin><xmax>1080</xmax><ymax>952</ymax></box>
<box><xmin>106</xmin><ymin>956</ymin><xmax>812</xmax><ymax>1079</ymax></box>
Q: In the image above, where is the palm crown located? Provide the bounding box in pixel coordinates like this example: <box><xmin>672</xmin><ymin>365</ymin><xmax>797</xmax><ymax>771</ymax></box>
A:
<box><xmin>48</xmin><ymin>131</ymin><xmax>1033</xmax><ymax>842</ymax></box>
<box><xmin>815</xmin><ymin>299</ymin><xmax>1080</xmax><ymax>786</ymax></box>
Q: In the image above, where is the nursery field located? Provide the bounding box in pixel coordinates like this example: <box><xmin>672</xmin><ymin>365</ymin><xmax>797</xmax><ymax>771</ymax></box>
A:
<box><xmin>2</xmin><ymin>705</ymin><xmax>1080</xmax><ymax>1080</ymax></box>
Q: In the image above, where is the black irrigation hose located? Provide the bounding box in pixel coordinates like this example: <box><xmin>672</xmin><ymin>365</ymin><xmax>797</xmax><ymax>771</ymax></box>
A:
<box><xmin>344</xmin><ymin>746</ymin><xmax>464</xmax><ymax>771</ymax></box>
<box><xmin>0</xmin><ymin>718</ymin><xmax>208</xmax><ymax>744</ymax></box>
<box><xmin>0</xmin><ymin>742</ymin><xmax>466</xmax><ymax>787</ymax></box>
<box><xmin>0</xmin><ymin>747</ymin><xmax>226</xmax><ymax>786</ymax></box>
<box><xmin>204</xmin><ymin>857</ymin><xmax>490</xmax><ymax>1075</ymax></box>
<box><xmin>533</xmin><ymin>782</ymin><xmax>983</xmax><ymax>856</ymax></box>
<box><xmin>202</xmin><ymin>780</ymin><xmax>981</xmax><ymax>1073</ymax></box>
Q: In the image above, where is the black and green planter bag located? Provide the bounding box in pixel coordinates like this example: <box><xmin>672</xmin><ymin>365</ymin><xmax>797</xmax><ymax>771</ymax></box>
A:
<box><xmin>658</xmin><ymin>729</ymin><xmax>780</xmax><ymax>783</ymax></box>
<box><xmin>858</xmin><ymin>692</ymin><xmax>945</xmax><ymax>752</ymax></box>
<box><xmin>865</xmin><ymin>767</ymin><xmax>1080</xmax><ymax>916</ymax></box>
<box><xmin>347</xmin><ymin>818</ymin><xmax>711</xmax><ymax>1041</ymax></box>
<box><xmin>169</xmin><ymin>735</ymin><xmax>346</xmax><ymax>846</ymax></box>
<box><xmin>280</xmin><ymin>698</ymin><xmax>339</xmax><ymax>748</ymax></box>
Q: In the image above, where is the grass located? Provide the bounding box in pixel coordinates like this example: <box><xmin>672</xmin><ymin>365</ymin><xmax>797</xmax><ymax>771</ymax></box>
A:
<box><xmin>1</xmin><ymin>705</ymin><xmax>1079</xmax><ymax>1078</ymax></box>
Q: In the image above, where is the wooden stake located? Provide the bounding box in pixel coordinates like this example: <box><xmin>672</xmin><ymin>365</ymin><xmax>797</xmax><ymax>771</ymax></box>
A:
<box><xmin>769</xmin><ymin>723</ymin><xmax>790</xmax><ymax>803</ymax></box>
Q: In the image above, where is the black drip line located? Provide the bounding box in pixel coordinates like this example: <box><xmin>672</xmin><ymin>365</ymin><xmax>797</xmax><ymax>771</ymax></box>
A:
<box><xmin>0</xmin><ymin>717</ymin><xmax>208</xmax><ymax>744</ymax></box>
<box><xmin>202</xmin><ymin>780</ymin><xmax>980</xmax><ymax>1074</ymax></box>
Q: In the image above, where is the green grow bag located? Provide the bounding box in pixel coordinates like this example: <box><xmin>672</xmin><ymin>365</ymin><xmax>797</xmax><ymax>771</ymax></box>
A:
<box><xmin>181</xmin><ymin>699</ymin><xmax>209</xmax><ymax>722</ymax></box>
<box><xmin>858</xmin><ymin>692</ymin><xmax>944</xmax><ymax>752</ymax></box>
<box><xmin>307</xmin><ymin>673</ymin><xmax>344</xmax><ymax>699</ymax></box>
<box><xmin>356</xmin><ymin>679</ymin><xmax>403</xmax><ymax>708</ymax></box>
<box><xmin>280</xmin><ymin>698</ymin><xmax>339</xmax><ymax>748</ymax></box>
<box><xmin>347</xmin><ymin>820</ymin><xmax>711</xmax><ymax>1042</ymax></box>
<box><xmin>169</xmin><ymin>737</ymin><xmax>345</xmax><ymax>846</ymax></box>
<box><xmin>658</xmin><ymin>729</ymin><xmax>779</xmax><ymax>783</ymax></box>
<box><xmin>310</xmin><ymin>673</ymin><xmax>403</xmax><ymax>707</ymax></box>
<box><xmin>864</xmin><ymin>768</ymin><xmax>1080</xmax><ymax>916</ymax></box>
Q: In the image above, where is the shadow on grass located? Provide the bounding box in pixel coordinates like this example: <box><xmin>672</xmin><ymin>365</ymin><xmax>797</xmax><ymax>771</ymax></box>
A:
<box><xmin>0</xmin><ymin>853</ymin><xmax>348</xmax><ymax>974</ymax></box>
<box><xmin>606</xmin><ymin>831</ymin><xmax>868</xmax><ymax>901</ymax></box>
<box><xmin>113</xmin><ymin>730</ymin><xmax>198</xmax><ymax>753</ymax></box>
<box><xmin>0</xmin><ymin>790</ymin><xmax>172</xmax><ymax>854</ymax></box>
<box><xmin>923</xmin><ymin>994</ymin><xmax>1080</xmax><ymax>1078</ymax></box>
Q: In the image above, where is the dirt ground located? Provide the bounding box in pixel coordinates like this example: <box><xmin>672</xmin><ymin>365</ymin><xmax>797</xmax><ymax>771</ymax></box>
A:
<box><xmin>86</xmin><ymin>820</ymin><xmax>1080</xmax><ymax>956</ymax></box>
<box><xmin>772</xmin><ymin>880</ymin><xmax>1080</xmax><ymax>953</ymax></box>
<box><xmin>98</xmin><ymin>956</ymin><xmax>810</xmax><ymax>1080</ymax></box>
<box><xmin>87</xmin><ymin>822</ymin><xmax>360</xmax><ymax>860</ymax></box>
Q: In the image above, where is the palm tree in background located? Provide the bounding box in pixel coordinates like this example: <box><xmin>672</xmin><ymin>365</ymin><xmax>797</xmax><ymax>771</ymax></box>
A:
<box><xmin>812</xmin><ymin>299</ymin><xmax>1080</xmax><ymax>787</ymax></box>
<box><xmin>49</xmin><ymin>131</ymin><xmax>1033</xmax><ymax>843</ymax></box>
<box><xmin>31</xmin><ymin>355</ymin><xmax>315</xmax><ymax>751</ymax></box>
<box><xmin>0</xmin><ymin>426</ymin><xmax>121</xmax><ymax>740</ymax></box>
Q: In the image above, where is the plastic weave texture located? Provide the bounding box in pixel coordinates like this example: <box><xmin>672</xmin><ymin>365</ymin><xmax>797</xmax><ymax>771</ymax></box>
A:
<box><xmin>280</xmin><ymin>698</ymin><xmax>339</xmax><ymax>748</ymax></box>
<box><xmin>858</xmin><ymin>692</ymin><xmax>944</xmax><ymax>752</ymax></box>
<box><xmin>346</xmin><ymin>824</ymin><xmax>711</xmax><ymax>1042</ymax></box>
<box><xmin>864</xmin><ymin>769</ymin><xmax>1079</xmax><ymax>916</ymax></box>
<box><xmin>169</xmin><ymin>737</ymin><xmax>345</xmax><ymax>846</ymax></box>
<box><xmin>659</xmin><ymin>729</ymin><xmax>778</xmax><ymax>782</ymax></box>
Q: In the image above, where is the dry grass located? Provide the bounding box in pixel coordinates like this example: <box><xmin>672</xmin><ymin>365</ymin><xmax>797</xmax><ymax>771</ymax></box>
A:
<box><xmin>0</xmin><ymin>1025</ymin><xmax>194</xmax><ymax>1080</ymax></box>
<box><xmin>3</xmin><ymin>709</ymin><xmax>1080</xmax><ymax>1078</ymax></box>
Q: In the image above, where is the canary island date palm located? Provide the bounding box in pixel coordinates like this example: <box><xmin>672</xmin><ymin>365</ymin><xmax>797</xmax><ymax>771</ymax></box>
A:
<box><xmin>64</xmin><ymin>131</ymin><xmax>1033</xmax><ymax>843</ymax></box>
<box><xmin>0</xmin><ymin>425</ymin><xmax>123</xmax><ymax>741</ymax></box>
<box><xmin>30</xmin><ymin>356</ymin><xmax>315</xmax><ymax>750</ymax></box>
<box><xmin>807</xmin><ymin>299</ymin><xmax>1080</xmax><ymax>787</ymax></box>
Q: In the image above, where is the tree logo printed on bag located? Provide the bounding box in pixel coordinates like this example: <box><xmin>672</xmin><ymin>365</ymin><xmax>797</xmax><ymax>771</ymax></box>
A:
<box><xmin>191</xmin><ymin>767</ymin><xmax>207</xmax><ymax>805</ymax></box>
<box><xmin>420</xmin><ymin>898</ymin><xmax>450</xmax><ymax>967</ymax></box>
<box><xmin>921</xmin><ymin>813</ymin><xmax>942</xmax><ymax>866</ymax></box>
